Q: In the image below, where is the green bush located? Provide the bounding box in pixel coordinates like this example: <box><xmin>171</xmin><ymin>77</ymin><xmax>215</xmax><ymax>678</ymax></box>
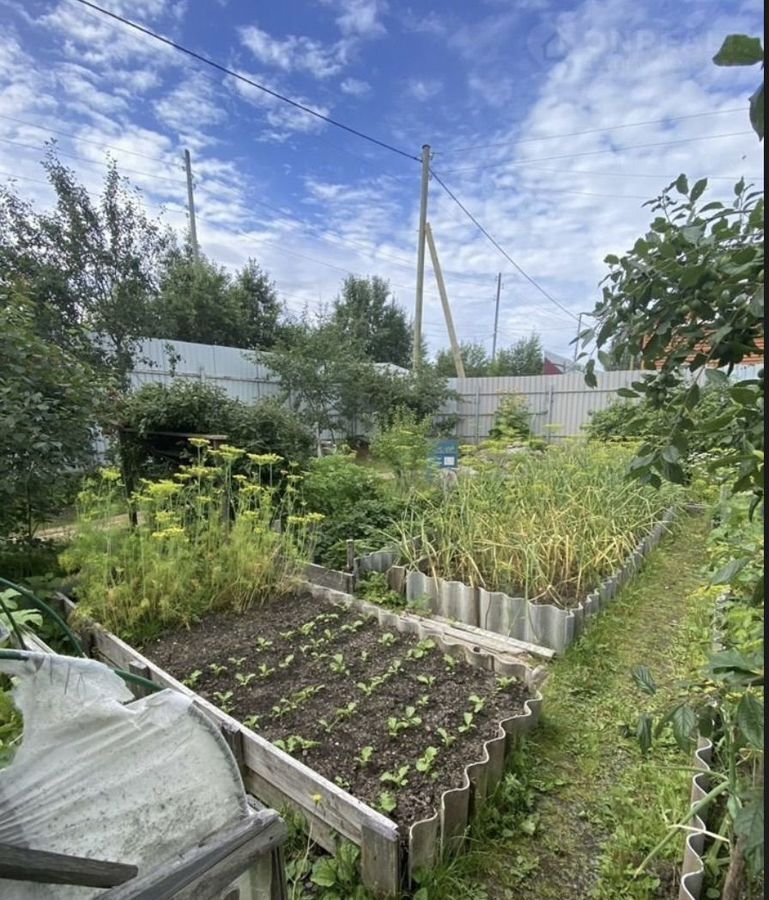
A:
<box><xmin>488</xmin><ymin>393</ymin><xmax>532</xmax><ymax>441</ymax></box>
<box><xmin>0</xmin><ymin>539</ymin><xmax>65</xmax><ymax>581</ymax></box>
<box><xmin>116</xmin><ymin>380</ymin><xmax>313</xmax><ymax>480</ymax></box>
<box><xmin>301</xmin><ymin>451</ymin><xmax>403</xmax><ymax>569</ymax></box>
<box><xmin>585</xmin><ymin>384</ymin><xmax>733</xmax><ymax>460</ymax></box>
<box><xmin>0</xmin><ymin>291</ymin><xmax>101</xmax><ymax>539</ymax></box>
<box><xmin>370</xmin><ymin>408</ymin><xmax>433</xmax><ymax>482</ymax></box>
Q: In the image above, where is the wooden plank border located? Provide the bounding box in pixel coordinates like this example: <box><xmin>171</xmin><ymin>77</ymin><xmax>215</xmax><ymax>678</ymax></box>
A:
<box><xmin>57</xmin><ymin>597</ymin><xmax>401</xmax><ymax>897</ymax></box>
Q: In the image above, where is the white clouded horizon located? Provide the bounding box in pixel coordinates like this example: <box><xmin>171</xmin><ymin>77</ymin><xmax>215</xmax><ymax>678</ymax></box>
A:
<box><xmin>0</xmin><ymin>0</ymin><xmax>764</xmax><ymax>360</ymax></box>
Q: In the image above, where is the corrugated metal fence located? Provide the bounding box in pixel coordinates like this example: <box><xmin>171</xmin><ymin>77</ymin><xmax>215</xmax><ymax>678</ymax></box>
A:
<box><xmin>130</xmin><ymin>338</ymin><xmax>281</xmax><ymax>402</ymax></box>
<box><xmin>127</xmin><ymin>338</ymin><xmax>761</xmax><ymax>443</ymax></box>
<box><xmin>444</xmin><ymin>371</ymin><xmax>643</xmax><ymax>441</ymax></box>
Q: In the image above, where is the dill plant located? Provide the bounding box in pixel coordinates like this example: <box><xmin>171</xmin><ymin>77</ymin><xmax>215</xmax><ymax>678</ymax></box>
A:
<box><xmin>61</xmin><ymin>440</ymin><xmax>317</xmax><ymax>641</ymax></box>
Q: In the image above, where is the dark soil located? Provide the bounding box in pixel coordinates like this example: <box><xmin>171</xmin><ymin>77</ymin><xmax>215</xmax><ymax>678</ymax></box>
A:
<box><xmin>143</xmin><ymin>592</ymin><xmax>530</xmax><ymax>829</ymax></box>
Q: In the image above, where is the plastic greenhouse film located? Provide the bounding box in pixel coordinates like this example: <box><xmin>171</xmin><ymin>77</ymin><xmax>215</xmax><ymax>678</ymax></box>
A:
<box><xmin>0</xmin><ymin>652</ymin><xmax>247</xmax><ymax>899</ymax></box>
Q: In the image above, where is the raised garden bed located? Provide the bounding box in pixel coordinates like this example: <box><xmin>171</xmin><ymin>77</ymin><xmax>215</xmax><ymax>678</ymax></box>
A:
<box><xmin>374</xmin><ymin>507</ymin><xmax>679</xmax><ymax>654</ymax></box>
<box><xmin>58</xmin><ymin>591</ymin><xmax>542</xmax><ymax>896</ymax></box>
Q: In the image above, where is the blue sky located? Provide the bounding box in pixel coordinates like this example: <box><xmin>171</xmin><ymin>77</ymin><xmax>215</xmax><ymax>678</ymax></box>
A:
<box><xmin>0</xmin><ymin>0</ymin><xmax>764</xmax><ymax>359</ymax></box>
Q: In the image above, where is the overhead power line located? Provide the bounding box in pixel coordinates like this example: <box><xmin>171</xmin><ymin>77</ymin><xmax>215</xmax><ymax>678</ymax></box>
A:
<box><xmin>72</xmin><ymin>0</ymin><xmax>420</xmax><ymax>163</ymax></box>
<box><xmin>0</xmin><ymin>169</ymin><xmax>51</xmax><ymax>187</ymax></box>
<box><xmin>0</xmin><ymin>112</ymin><xmax>176</xmax><ymax>164</ymax></box>
<box><xmin>439</xmin><ymin>131</ymin><xmax>756</xmax><ymax>175</ymax></box>
<box><xmin>438</xmin><ymin>108</ymin><xmax>748</xmax><ymax>154</ymax></box>
<box><xmin>0</xmin><ymin>136</ymin><xmax>185</xmax><ymax>185</ymax></box>
<box><xmin>516</xmin><ymin>164</ymin><xmax>764</xmax><ymax>182</ymax></box>
<box><xmin>429</xmin><ymin>168</ymin><xmax>579</xmax><ymax>322</ymax></box>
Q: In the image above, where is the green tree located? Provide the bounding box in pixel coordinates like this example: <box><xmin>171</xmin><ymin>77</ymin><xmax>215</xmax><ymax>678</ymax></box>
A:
<box><xmin>434</xmin><ymin>341</ymin><xmax>490</xmax><ymax>376</ymax></box>
<box><xmin>0</xmin><ymin>152</ymin><xmax>172</xmax><ymax>379</ymax></box>
<box><xmin>331</xmin><ymin>275</ymin><xmax>412</xmax><ymax>368</ymax></box>
<box><xmin>0</xmin><ymin>288</ymin><xmax>100</xmax><ymax>539</ymax></box>
<box><xmin>154</xmin><ymin>248</ymin><xmax>242</xmax><ymax>346</ymax></box>
<box><xmin>489</xmin><ymin>333</ymin><xmax>544</xmax><ymax>375</ymax></box>
<box><xmin>230</xmin><ymin>259</ymin><xmax>282</xmax><ymax>349</ymax></box>
<box><xmin>262</xmin><ymin>316</ymin><xmax>384</xmax><ymax>452</ymax></box>
<box><xmin>580</xmin><ymin>174</ymin><xmax>763</xmax><ymax>496</ymax></box>
<box><xmin>375</xmin><ymin>364</ymin><xmax>458</xmax><ymax>433</ymax></box>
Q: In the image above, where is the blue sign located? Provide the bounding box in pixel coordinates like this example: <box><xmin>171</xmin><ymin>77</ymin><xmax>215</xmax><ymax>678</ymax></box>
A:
<box><xmin>432</xmin><ymin>438</ymin><xmax>459</xmax><ymax>469</ymax></box>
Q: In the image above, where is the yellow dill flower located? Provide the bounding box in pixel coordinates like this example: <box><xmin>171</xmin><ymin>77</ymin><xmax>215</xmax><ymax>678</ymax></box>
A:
<box><xmin>286</xmin><ymin>515</ymin><xmax>308</xmax><ymax>526</ymax></box>
<box><xmin>150</xmin><ymin>525</ymin><xmax>186</xmax><ymax>541</ymax></box>
<box><xmin>144</xmin><ymin>480</ymin><xmax>183</xmax><ymax>498</ymax></box>
<box><xmin>188</xmin><ymin>437</ymin><xmax>210</xmax><ymax>447</ymax></box>
<box><xmin>209</xmin><ymin>444</ymin><xmax>245</xmax><ymax>462</ymax></box>
<box><xmin>99</xmin><ymin>467</ymin><xmax>122</xmax><ymax>482</ymax></box>
<box><xmin>247</xmin><ymin>453</ymin><xmax>282</xmax><ymax>466</ymax></box>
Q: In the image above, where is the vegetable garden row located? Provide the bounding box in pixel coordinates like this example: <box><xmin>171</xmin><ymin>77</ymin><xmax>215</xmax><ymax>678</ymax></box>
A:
<box><xmin>0</xmin><ymin>434</ymin><xmax>709</xmax><ymax>896</ymax></box>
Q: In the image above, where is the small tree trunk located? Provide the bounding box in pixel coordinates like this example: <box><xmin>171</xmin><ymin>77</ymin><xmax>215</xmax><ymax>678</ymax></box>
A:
<box><xmin>721</xmin><ymin>834</ymin><xmax>746</xmax><ymax>900</ymax></box>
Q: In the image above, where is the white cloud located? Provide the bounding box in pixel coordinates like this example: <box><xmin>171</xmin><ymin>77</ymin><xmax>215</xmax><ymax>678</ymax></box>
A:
<box><xmin>332</xmin><ymin>0</ymin><xmax>388</xmax><ymax>37</ymax></box>
<box><xmin>239</xmin><ymin>25</ymin><xmax>349</xmax><ymax>78</ymax></box>
<box><xmin>37</xmin><ymin>2</ymin><xmax>180</xmax><ymax>68</ymax></box>
<box><xmin>340</xmin><ymin>77</ymin><xmax>371</xmax><ymax>96</ymax></box>
<box><xmin>398</xmin><ymin>8</ymin><xmax>450</xmax><ymax>38</ymax></box>
<box><xmin>227</xmin><ymin>70</ymin><xmax>330</xmax><ymax>138</ymax></box>
<box><xmin>406</xmin><ymin>78</ymin><xmax>442</xmax><ymax>102</ymax></box>
<box><xmin>154</xmin><ymin>72</ymin><xmax>226</xmax><ymax>133</ymax></box>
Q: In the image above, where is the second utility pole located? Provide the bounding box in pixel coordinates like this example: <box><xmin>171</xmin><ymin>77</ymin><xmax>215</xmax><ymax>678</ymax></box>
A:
<box><xmin>491</xmin><ymin>272</ymin><xmax>502</xmax><ymax>364</ymax></box>
<box><xmin>412</xmin><ymin>144</ymin><xmax>431</xmax><ymax>370</ymax></box>
<box><xmin>184</xmin><ymin>148</ymin><xmax>200</xmax><ymax>261</ymax></box>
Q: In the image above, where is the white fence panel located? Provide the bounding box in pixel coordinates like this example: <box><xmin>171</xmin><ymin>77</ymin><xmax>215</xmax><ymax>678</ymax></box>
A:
<box><xmin>130</xmin><ymin>338</ymin><xmax>281</xmax><ymax>403</ymax></box>
<box><xmin>444</xmin><ymin>370</ymin><xmax>642</xmax><ymax>441</ymax></box>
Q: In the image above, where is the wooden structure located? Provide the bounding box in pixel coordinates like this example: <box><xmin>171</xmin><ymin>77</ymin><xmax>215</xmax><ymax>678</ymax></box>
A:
<box><xmin>0</xmin><ymin>811</ymin><xmax>286</xmax><ymax>900</ymax></box>
<box><xmin>2</xmin><ymin>630</ymin><xmax>288</xmax><ymax>900</ymax></box>
<box><xmin>52</xmin><ymin>591</ymin><xmax>543</xmax><ymax>897</ymax></box>
<box><xmin>53</xmin><ymin>596</ymin><xmax>402</xmax><ymax>897</ymax></box>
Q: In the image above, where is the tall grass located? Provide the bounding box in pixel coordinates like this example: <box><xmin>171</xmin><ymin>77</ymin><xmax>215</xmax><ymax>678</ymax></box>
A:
<box><xmin>387</xmin><ymin>442</ymin><xmax>684</xmax><ymax>605</ymax></box>
<box><xmin>61</xmin><ymin>442</ymin><xmax>317</xmax><ymax>641</ymax></box>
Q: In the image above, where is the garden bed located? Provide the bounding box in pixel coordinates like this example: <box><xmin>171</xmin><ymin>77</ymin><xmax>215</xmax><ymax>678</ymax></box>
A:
<box><xmin>59</xmin><ymin>591</ymin><xmax>542</xmax><ymax>895</ymax></box>
<box><xmin>392</xmin><ymin>507</ymin><xmax>678</xmax><ymax>653</ymax></box>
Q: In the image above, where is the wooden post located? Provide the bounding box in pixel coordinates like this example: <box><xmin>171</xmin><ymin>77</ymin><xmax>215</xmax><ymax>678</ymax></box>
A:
<box><xmin>491</xmin><ymin>273</ymin><xmax>502</xmax><ymax>364</ymax></box>
<box><xmin>346</xmin><ymin>539</ymin><xmax>356</xmax><ymax>573</ymax></box>
<box><xmin>425</xmin><ymin>222</ymin><xmax>466</xmax><ymax>378</ymax></box>
<box><xmin>128</xmin><ymin>661</ymin><xmax>152</xmax><ymax>699</ymax></box>
<box><xmin>413</xmin><ymin>144</ymin><xmax>431</xmax><ymax>370</ymax></box>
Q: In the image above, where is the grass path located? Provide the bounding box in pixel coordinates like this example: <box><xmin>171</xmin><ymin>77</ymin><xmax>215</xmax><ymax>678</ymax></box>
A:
<box><xmin>418</xmin><ymin>513</ymin><xmax>713</xmax><ymax>900</ymax></box>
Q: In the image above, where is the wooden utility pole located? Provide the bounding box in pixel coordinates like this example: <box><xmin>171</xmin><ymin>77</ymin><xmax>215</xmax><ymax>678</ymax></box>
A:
<box><xmin>425</xmin><ymin>221</ymin><xmax>466</xmax><ymax>378</ymax></box>
<box><xmin>491</xmin><ymin>272</ymin><xmax>502</xmax><ymax>364</ymax></box>
<box><xmin>573</xmin><ymin>312</ymin><xmax>583</xmax><ymax>363</ymax></box>
<box><xmin>183</xmin><ymin>148</ymin><xmax>199</xmax><ymax>261</ymax></box>
<box><xmin>412</xmin><ymin>143</ymin><xmax>431</xmax><ymax>370</ymax></box>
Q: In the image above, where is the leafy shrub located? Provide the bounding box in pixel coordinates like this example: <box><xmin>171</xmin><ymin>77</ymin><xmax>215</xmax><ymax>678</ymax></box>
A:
<box><xmin>0</xmin><ymin>291</ymin><xmax>101</xmax><ymax>539</ymax></box>
<box><xmin>370</xmin><ymin>409</ymin><xmax>433</xmax><ymax>482</ymax></box>
<box><xmin>488</xmin><ymin>393</ymin><xmax>532</xmax><ymax>441</ymax></box>
<box><xmin>301</xmin><ymin>451</ymin><xmax>403</xmax><ymax>569</ymax></box>
<box><xmin>586</xmin><ymin>384</ymin><xmax>732</xmax><ymax>458</ymax></box>
<box><xmin>0</xmin><ymin>539</ymin><xmax>65</xmax><ymax>581</ymax></box>
<box><xmin>116</xmin><ymin>380</ymin><xmax>313</xmax><ymax>480</ymax></box>
<box><xmin>61</xmin><ymin>442</ymin><xmax>314</xmax><ymax>641</ymax></box>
